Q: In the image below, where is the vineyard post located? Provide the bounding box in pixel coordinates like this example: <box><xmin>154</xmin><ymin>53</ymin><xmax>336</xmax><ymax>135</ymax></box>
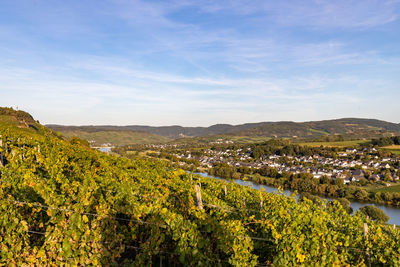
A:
<box><xmin>243</xmin><ymin>197</ymin><xmax>246</xmax><ymax>207</ymax></box>
<box><xmin>36</xmin><ymin>145</ymin><xmax>40</xmax><ymax>163</ymax></box>
<box><xmin>363</xmin><ymin>223</ymin><xmax>371</xmax><ymax>267</ymax></box>
<box><xmin>224</xmin><ymin>185</ymin><xmax>227</xmax><ymax>196</ymax></box>
<box><xmin>195</xmin><ymin>185</ymin><xmax>203</xmax><ymax>210</ymax></box>
<box><xmin>0</xmin><ymin>139</ymin><xmax>3</xmax><ymax>167</ymax></box>
<box><xmin>260</xmin><ymin>200</ymin><xmax>263</xmax><ymax>211</ymax></box>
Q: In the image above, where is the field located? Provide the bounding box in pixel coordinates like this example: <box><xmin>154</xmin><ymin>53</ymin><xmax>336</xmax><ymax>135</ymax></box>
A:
<box><xmin>297</xmin><ymin>140</ymin><xmax>369</xmax><ymax>147</ymax></box>
<box><xmin>174</xmin><ymin>135</ymin><xmax>272</xmax><ymax>145</ymax></box>
<box><xmin>369</xmin><ymin>184</ymin><xmax>400</xmax><ymax>193</ymax></box>
<box><xmin>381</xmin><ymin>145</ymin><xmax>400</xmax><ymax>155</ymax></box>
<box><xmin>223</xmin><ymin>135</ymin><xmax>272</xmax><ymax>144</ymax></box>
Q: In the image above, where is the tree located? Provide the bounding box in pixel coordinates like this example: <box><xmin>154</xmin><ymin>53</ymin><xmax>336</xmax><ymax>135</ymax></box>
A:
<box><xmin>337</xmin><ymin>198</ymin><xmax>353</xmax><ymax>214</ymax></box>
<box><xmin>354</xmin><ymin>189</ymin><xmax>368</xmax><ymax>201</ymax></box>
<box><xmin>334</xmin><ymin>178</ymin><xmax>344</xmax><ymax>187</ymax></box>
<box><xmin>319</xmin><ymin>175</ymin><xmax>330</xmax><ymax>185</ymax></box>
<box><xmin>299</xmin><ymin>192</ymin><xmax>321</xmax><ymax>205</ymax></box>
<box><xmin>359</xmin><ymin>205</ymin><xmax>389</xmax><ymax>223</ymax></box>
<box><xmin>358</xmin><ymin>178</ymin><xmax>368</xmax><ymax>186</ymax></box>
<box><xmin>327</xmin><ymin>198</ymin><xmax>353</xmax><ymax>214</ymax></box>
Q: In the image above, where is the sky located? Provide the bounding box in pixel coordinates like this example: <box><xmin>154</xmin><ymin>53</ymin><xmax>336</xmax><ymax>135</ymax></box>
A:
<box><xmin>0</xmin><ymin>0</ymin><xmax>399</xmax><ymax>126</ymax></box>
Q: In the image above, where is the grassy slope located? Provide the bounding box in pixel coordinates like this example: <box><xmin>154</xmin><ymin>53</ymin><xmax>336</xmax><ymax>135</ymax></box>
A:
<box><xmin>172</xmin><ymin>134</ymin><xmax>272</xmax><ymax>145</ymax></box>
<box><xmin>57</xmin><ymin>129</ymin><xmax>171</xmax><ymax>146</ymax></box>
<box><xmin>0</xmin><ymin>115</ymin><xmax>59</xmax><ymax>140</ymax></box>
<box><xmin>381</xmin><ymin>145</ymin><xmax>400</xmax><ymax>155</ymax></box>
<box><xmin>296</xmin><ymin>140</ymin><xmax>370</xmax><ymax>147</ymax></box>
<box><xmin>369</xmin><ymin>184</ymin><xmax>400</xmax><ymax>193</ymax></box>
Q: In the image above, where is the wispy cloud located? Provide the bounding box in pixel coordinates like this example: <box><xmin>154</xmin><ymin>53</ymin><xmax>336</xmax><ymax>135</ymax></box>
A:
<box><xmin>0</xmin><ymin>0</ymin><xmax>399</xmax><ymax>125</ymax></box>
<box><xmin>182</xmin><ymin>0</ymin><xmax>400</xmax><ymax>29</ymax></box>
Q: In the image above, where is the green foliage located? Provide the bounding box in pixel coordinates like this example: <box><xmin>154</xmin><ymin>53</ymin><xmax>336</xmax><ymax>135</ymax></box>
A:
<box><xmin>328</xmin><ymin>198</ymin><xmax>353</xmax><ymax>214</ymax></box>
<box><xmin>299</xmin><ymin>192</ymin><xmax>321</xmax><ymax>205</ymax></box>
<box><xmin>69</xmin><ymin>136</ymin><xmax>90</xmax><ymax>147</ymax></box>
<box><xmin>358</xmin><ymin>205</ymin><xmax>390</xmax><ymax>223</ymax></box>
<box><xmin>371</xmin><ymin>136</ymin><xmax>400</xmax><ymax>147</ymax></box>
<box><xmin>0</xmin><ymin>128</ymin><xmax>400</xmax><ymax>265</ymax></box>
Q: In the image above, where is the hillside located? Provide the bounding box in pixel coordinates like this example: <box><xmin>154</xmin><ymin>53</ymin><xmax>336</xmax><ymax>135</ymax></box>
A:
<box><xmin>47</xmin><ymin>124</ymin><xmax>257</xmax><ymax>139</ymax></box>
<box><xmin>0</xmin><ymin>107</ymin><xmax>60</xmax><ymax>139</ymax></box>
<box><xmin>235</xmin><ymin>118</ymin><xmax>400</xmax><ymax>139</ymax></box>
<box><xmin>48</xmin><ymin>118</ymin><xmax>400</xmax><ymax>141</ymax></box>
<box><xmin>2</xmin><ymin>117</ymin><xmax>400</xmax><ymax>265</ymax></box>
<box><xmin>47</xmin><ymin>125</ymin><xmax>171</xmax><ymax>146</ymax></box>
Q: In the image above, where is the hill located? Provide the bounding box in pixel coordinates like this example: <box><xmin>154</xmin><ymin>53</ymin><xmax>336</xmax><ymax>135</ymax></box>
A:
<box><xmin>1</xmin><ymin>108</ymin><xmax>400</xmax><ymax>265</ymax></box>
<box><xmin>47</xmin><ymin>118</ymin><xmax>400</xmax><ymax>141</ymax></box>
<box><xmin>234</xmin><ymin>118</ymin><xmax>400</xmax><ymax>139</ymax></box>
<box><xmin>2</xmin><ymin>118</ymin><xmax>400</xmax><ymax>265</ymax></box>
<box><xmin>0</xmin><ymin>107</ymin><xmax>60</xmax><ymax>139</ymax></box>
<box><xmin>47</xmin><ymin>125</ymin><xmax>171</xmax><ymax>146</ymax></box>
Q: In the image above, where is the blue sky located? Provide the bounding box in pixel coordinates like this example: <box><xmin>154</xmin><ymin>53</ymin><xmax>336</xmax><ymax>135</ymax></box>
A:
<box><xmin>0</xmin><ymin>0</ymin><xmax>399</xmax><ymax>126</ymax></box>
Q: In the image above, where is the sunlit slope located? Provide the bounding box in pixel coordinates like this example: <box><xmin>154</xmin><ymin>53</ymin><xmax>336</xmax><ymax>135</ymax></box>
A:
<box><xmin>48</xmin><ymin>118</ymin><xmax>400</xmax><ymax>141</ymax></box>
<box><xmin>1</xmin><ymin>124</ymin><xmax>400</xmax><ymax>265</ymax></box>
<box><xmin>53</xmin><ymin>128</ymin><xmax>171</xmax><ymax>146</ymax></box>
<box><xmin>0</xmin><ymin>107</ymin><xmax>61</xmax><ymax>139</ymax></box>
<box><xmin>234</xmin><ymin>118</ymin><xmax>400</xmax><ymax>138</ymax></box>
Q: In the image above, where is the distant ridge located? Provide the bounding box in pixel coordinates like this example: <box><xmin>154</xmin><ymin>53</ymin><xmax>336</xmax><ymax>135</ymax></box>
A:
<box><xmin>47</xmin><ymin>118</ymin><xmax>400</xmax><ymax>140</ymax></box>
<box><xmin>45</xmin><ymin>125</ymin><xmax>171</xmax><ymax>146</ymax></box>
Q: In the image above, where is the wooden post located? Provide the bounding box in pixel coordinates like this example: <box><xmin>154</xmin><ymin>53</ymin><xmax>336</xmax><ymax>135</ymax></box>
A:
<box><xmin>224</xmin><ymin>185</ymin><xmax>227</xmax><ymax>196</ymax></box>
<box><xmin>195</xmin><ymin>185</ymin><xmax>203</xmax><ymax>210</ymax></box>
<box><xmin>260</xmin><ymin>201</ymin><xmax>263</xmax><ymax>211</ymax></box>
<box><xmin>0</xmin><ymin>139</ymin><xmax>3</xmax><ymax>167</ymax></box>
<box><xmin>363</xmin><ymin>223</ymin><xmax>368</xmax><ymax>239</ymax></box>
<box><xmin>243</xmin><ymin>197</ymin><xmax>246</xmax><ymax>207</ymax></box>
<box><xmin>363</xmin><ymin>223</ymin><xmax>371</xmax><ymax>267</ymax></box>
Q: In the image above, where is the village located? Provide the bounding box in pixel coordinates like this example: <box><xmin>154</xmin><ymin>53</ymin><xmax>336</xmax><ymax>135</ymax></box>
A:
<box><xmin>172</xmin><ymin>146</ymin><xmax>400</xmax><ymax>184</ymax></box>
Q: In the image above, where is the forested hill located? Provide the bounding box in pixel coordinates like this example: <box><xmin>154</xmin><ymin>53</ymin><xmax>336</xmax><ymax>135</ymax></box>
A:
<box><xmin>234</xmin><ymin>118</ymin><xmax>400</xmax><ymax>139</ymax></box>
<box><xmin>46</xmin><ymin>124</ymin><xmax>258</xmax><ymax>139</ymax></box>
<box><xmin>45</xmin><ymin>125</ymin><xmax>171</xmax><ymax>146</ymax></box>
<box><xmin>48</xmin><ymin>118</ymin><xmax>400</xmax><ymax>140</ymax></box>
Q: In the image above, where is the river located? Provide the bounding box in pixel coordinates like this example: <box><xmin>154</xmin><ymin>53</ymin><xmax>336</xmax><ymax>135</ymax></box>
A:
<box><xmin>194</xmin><ymin>172</ymin><xmax>400</xmax><ymax>225</ymax></box>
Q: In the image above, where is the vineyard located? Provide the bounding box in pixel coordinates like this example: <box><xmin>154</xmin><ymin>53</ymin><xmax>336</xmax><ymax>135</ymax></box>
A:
<box><xmin>1</xmin><ymin>128</ymin><xmax>400</xmax><ymax>266</ymax></box>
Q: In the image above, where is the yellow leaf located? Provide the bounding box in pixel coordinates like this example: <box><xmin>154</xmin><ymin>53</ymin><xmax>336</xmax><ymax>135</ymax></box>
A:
<box><xmin>296</xmin><ymin>252</ymin><xmax>306</xmax><ymax>263</ymax></box>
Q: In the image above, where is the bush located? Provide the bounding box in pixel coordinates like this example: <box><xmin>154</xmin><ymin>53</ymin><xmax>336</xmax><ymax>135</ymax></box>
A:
<box><xmin>359</xmin><ymin>205</ymin><xmax>389</xmax><ymax>223</ymax></box>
